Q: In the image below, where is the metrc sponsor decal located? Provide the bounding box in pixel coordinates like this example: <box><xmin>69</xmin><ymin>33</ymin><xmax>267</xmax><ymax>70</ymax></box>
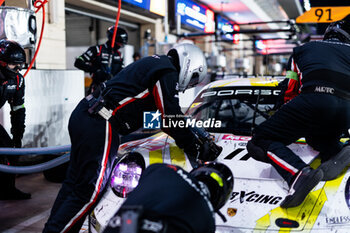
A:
<box><xmin>314</xmin><ymin>86</ymin><xmax>335</xmax><ymax>94</ymax></box>
<box><xmin>230</xmin><ymin>190</ymin><xmax>282</xmax><ymax>205</ymax></box>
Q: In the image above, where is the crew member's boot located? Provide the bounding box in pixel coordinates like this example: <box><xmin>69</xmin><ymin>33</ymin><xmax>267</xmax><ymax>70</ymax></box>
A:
<box><xmin>0</xmin><ymin>171</ymin><xmax>31</xmax><ymax>200</ymax></box>
<box><xmin>280</xmin><ymin>166</ymin><xmax>323</xmax><ymax>208</ymax></box>
<box><xmin>0</xmin><ymin>187</ymin><xmax>31</xmax><ymax>200</ymax></box>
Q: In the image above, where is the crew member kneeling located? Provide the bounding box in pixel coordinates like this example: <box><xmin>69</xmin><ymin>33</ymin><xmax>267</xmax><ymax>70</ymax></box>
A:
<box><xmin>103</xmin><ymin>162</ymin><xmax>233</xmax><ymax>233</ymax></box>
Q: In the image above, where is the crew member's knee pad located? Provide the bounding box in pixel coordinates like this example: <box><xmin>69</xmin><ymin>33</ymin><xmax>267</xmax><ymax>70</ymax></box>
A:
<box><xmin>247</xmin><ymin>140</ymin><xmax>269</xmax><ymax>163</ymax></box>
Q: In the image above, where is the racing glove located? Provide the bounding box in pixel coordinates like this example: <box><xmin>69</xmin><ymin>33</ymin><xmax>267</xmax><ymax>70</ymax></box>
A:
<box><xmin>184</xmin><ymin>139</ymin><xmax>222</xmax><ymax>162</ymax></box>
<box><xmin>185</xmin><ymin>126</ymin><xmax>223</xmax><ymax>162</ymax></box>
<box><xmin>199</xmin><ymin>140</ymin><xmax>222</xmax><ymax>161</ymax></box>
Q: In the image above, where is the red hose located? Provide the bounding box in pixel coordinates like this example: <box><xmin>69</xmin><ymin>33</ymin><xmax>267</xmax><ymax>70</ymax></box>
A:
<box><xmin>111</xmin><ymin>0</ymin><xmax>122</xmax><ymax>50</ymax></box>
<box><xmin>24</xmin><ymin>0</ymin><xmax>48</xmax><ymax>78</ymax></box>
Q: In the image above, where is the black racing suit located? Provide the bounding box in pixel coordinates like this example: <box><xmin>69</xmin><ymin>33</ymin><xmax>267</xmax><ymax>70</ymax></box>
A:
<box><xmin>74</xmin><ymin>41</ymin><xmax>124</xmax><ymax>94</ymax></box>
<box><xmin>100</xmin><ymin>55</ymin><xmax>198</xmax><ymax>148</ymax></box>
<box><xmin>103</xmin><ymin>163</ymin><xmax>216</xmax><ymax>233</ymax></box>
<box><xmin>0</xmin><ymin>68</ymin><xmax>26</xmax><ymax>196</ymax></box>
<box><xmin>43</xmin><ymin>55</ymin><xmax>199</xmax><ymax>233</ymax></box>
<box><xmin>249</xmin><ymin>40</ymin><xmax>350</xmax><ymax>184</ymax></box>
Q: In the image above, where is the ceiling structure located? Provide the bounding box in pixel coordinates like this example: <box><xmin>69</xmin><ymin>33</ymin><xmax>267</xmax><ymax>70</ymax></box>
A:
<box><xmin>198</xmin><ymin>0</ymin><xmax>305</xmax><ymax>54</ymax></box>
<box><xmin>201</xmin><ymin>0</ymin><xmax>301</xmax><ymax>36</ymax></box>
<box><xmin>200</xmin><ymin>0</ymin><xmax>293</xmax><ymax>24</ymax></box>
<box><xmin>204</xmin><ymin>0</ymin><xmax>302</xmax><ymax>22</ymax></box>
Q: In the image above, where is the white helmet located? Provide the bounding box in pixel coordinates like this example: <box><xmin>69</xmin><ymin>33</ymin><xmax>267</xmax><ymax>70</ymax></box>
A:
<box><xmin>167</xmin><ymin>43</ymin><xmax>207</xmax><ymax>92</ymax></box>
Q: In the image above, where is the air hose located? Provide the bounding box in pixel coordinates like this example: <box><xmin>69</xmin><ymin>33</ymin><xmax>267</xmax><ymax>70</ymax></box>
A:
<box><xmin>0</xmin><ymin>145</ymin><xmax>70</xmax><ymax>155</ymax></box>
<box><xmin>0</xmin><ymin>153</ymin><xmax>70</xmax><ymax>174</ymax></box>
<box><xmin>0</xmin><ymin>145</ymin><xmax>71</xmax><ymax>174</ymax></box>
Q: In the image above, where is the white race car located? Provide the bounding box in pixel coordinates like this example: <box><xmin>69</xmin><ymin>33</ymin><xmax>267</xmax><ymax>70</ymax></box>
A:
<box><xmin>89</xmin><ymin>77</ymin><xmax>350</xmax><ymax>233</ymax></box>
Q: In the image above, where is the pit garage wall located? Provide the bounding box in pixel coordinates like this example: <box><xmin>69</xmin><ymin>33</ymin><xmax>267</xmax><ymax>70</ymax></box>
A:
<box><xmin>0</xmin><ymin>70</ymin><xmax>84</xmax><ymax>147</ymax></box>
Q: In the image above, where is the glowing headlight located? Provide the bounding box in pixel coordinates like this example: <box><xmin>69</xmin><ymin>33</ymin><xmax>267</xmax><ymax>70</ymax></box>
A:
<box><xmin>110</xmin><ymin>152</ymin><xmax>145</xmax><ymax>198</ymax></box>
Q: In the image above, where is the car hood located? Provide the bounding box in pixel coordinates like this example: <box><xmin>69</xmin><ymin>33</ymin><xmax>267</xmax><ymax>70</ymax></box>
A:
<box><xmin>92</xmin><ymin>132</ymin><xmax>350</xmax><ymax>233</ymax></box>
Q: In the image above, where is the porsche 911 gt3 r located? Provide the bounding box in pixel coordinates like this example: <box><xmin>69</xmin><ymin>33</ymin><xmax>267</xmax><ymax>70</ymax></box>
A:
<box><xmin>89</xmin><ymin>77</ymin><xmax>350</xmax><ymax>233</ymax></box>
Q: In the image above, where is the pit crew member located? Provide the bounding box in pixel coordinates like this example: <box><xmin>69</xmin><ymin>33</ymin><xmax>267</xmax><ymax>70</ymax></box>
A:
<box><xmin>103</xmin><ymin>162</ymin><xmax>233</xmax><ymax>233</ymax></box>
<box><xmin>0</xmin><ymin>39</ymin><xmax>28</xmax><ymax>200</ymax></box>
<box><xmin>74</xmin><ymin>26</ymin><xmax>128</xmax><ymax>94</ymax></box>
<box><xmin>247</xmin><ymin>19</ymin><xmax>350</xmax><ymax>208</ymax></box>
<box><xmin>43</xmin><ymin>43</ymin><xmax>221</xmax><ymax>233</ymax></box>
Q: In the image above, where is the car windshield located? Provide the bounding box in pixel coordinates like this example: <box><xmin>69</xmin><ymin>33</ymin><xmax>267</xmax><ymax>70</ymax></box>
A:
<box><xmin>186</xmin><ymin>86</ymin><xmax>281</xmax><ymax>135</ymax></box>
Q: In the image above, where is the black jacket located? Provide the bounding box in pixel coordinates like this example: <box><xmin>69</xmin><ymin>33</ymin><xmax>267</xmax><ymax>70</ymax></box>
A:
<box><xmin>102</xmin><ymin>55</ymin><xmax>196</xmax><ymax>149</ymax></box>
<box><xmin>74</xmin><ymin>42</ymin><xmax>124</xmax><ymax>83</ymax></box>
<box><xmin>278</xmin><ymin>40</ymin><xmax>350</xmax><ymax>104</ymax></box>
<box><xmin>0</xmin><ymin>69</ymin><xmax>25</xmax><ymax>140</ymax></box>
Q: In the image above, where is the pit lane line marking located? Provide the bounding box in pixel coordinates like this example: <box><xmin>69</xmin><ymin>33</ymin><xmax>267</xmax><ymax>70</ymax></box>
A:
<box><xmin>2</xmin><ymin>209</ymin><xmax>51</xmax><ymax>233</ymax></box>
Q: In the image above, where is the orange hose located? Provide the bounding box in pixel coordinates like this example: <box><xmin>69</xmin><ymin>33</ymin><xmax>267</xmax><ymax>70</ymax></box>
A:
<box><xmin>111</xmin><ymin>0</ymin><xmax>122</xmax><ymax>50</ymax></box>
<box><xmin>24</xmin><ymin>0</ymin><xmax>48</xmax><ymax>78</ymax></box>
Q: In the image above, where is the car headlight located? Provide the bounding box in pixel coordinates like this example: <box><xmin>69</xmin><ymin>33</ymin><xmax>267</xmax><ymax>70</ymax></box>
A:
<box><xmin>110</xmin><ymin>152</ymin><xmax>145</xmax><ymax>198</ymax></box>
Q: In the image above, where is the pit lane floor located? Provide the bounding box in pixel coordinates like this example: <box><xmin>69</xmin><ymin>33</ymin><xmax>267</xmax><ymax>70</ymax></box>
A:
<box><xmin>0</xmin><ymin>173</ymin><xmax>88</xmax><ymax>233</ymax></box>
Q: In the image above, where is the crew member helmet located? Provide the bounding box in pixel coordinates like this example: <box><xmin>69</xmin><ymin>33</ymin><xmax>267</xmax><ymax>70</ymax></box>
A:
<box><xmin>0</xmin><ymin>39</ymin><xmax>26</xmax><ymax>65</ymax></box>
<box><xmin>107</xmin><ymin>26</ymin><xmax>128</xmax><ymax>47</ymax></box>
<box><xmin>190</xmin><ymin>162</ymin><xmax>233</xmax><ymax>211</ymax></box>
<box><xmin>323</xmin><ymin>19</ymin><xmax>350</xmax><ymax>43</ymax></box>
<box><xmin>167</xmin><ymin>43</ymin><xmax>207</xmax><ymax>92</ymax></box>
